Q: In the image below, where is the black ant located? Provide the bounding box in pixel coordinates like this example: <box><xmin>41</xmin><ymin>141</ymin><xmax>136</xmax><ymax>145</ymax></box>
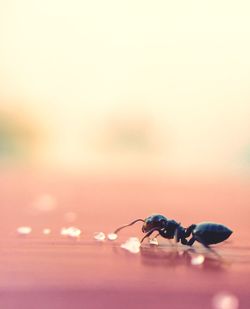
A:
<box><xmin>113</xmin><ymin>214</ymin><xmax>233</xmax><ymax>249</ymax></box>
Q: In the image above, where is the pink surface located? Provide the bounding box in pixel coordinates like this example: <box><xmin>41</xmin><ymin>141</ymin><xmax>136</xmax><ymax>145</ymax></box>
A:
<box><xmin>0</xmin><ymin>171</ymin><xmax>250</xmax><ymax>308</ymax></box>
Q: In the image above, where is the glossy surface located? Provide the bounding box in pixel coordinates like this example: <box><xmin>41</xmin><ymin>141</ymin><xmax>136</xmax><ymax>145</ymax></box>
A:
<box><xmin>0</xmin><ymin>171</ymin><xmax>250</xmax><ymax>309</ymax></box>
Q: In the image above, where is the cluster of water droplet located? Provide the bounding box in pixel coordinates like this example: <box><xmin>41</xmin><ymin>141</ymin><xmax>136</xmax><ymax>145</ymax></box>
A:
<box><xmin>94</xmin><ymin>232</ymin><xmax>106</xmax><ymax>241</ymax></box>
<box><xmin>16</xmin><ymin>225</ymin><xmax>120</xmax><ymax>241</ymax></box>
<box><xmin>120</xmin><ymin>237</ymin><xmax>141</xmax><ymax>253</ymax></box>
<box><xmin>17</xmin><ymin>226</ymin><xmax>32</xmax><ymax>235</ymax></box>
<box><xmin>60</xmin><ymin>227</ymin><xmax>82</xmax><ymax>238</ymax></box>
<box><xmin>16</xmin><ymin>225</ymin><xmax>154</xmax><ymax>254</ymax></box>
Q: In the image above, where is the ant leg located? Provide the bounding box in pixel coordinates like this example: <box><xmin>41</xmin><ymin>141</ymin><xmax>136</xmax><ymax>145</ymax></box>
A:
<box><xmin>175</xmin><ymin>225</ymin><xmax>195</xmax><ymax>244</ymax></box>
<box><xmin>187</xmin><ymin>237</ymin><xmax>196</xmax><ymax>246</ymax></box>
<box><xmin>196</xmin><ymin>237</ymin><xmax>221</xmax><ymax>257</ymax></box>
<box><xmin>150</xmin><ymin>233</ymin><xmax>173</xmax><ymax>246</ymax></box>
<box><xmin>184</xmin><ymin>224</ymin><xmax>196</xmax><ymax>238</ymax></box>
<box><xmin>149</xmin><ymin>233</ymin><xmax>160</xmax><ymax>241</ymax></box>
<box><xmin>180</xmin><ymin>237</ymin><xmax>188</xmax><ymax>245</ymax></box>
<box><xmin>140</xmin><ymin>229</ymin><xmax>158</xmax><ymax>244</ymax></box>
<box><xmin>114</xmin><ymin>219</ymin><xmax>145</xmax><ymax>234</ymax></box>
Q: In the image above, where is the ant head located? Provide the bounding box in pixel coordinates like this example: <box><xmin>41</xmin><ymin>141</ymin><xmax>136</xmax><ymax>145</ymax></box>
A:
<box><xmin>142</xmin><ymin>214</ymin><xmax>168</xmax><ymax>233</ymax></box>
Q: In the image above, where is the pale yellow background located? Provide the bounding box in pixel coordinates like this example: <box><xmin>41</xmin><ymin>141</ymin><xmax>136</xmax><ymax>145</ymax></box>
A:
<box><xmin>0</xmin><ymin>1</ymin><xmax>249</xmax><ymax>177</ymax></box>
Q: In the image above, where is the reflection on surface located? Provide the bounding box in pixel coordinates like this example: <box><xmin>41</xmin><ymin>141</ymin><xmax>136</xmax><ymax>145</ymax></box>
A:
<box><xmin>139</xmin><ymin>245</ymin><xmax>228</xmax><ymax>272</ymax></box>
<box><xmin>111</xmin><ymin>236</ymin><xmax>250</xmax><ymax>274</ymax></box>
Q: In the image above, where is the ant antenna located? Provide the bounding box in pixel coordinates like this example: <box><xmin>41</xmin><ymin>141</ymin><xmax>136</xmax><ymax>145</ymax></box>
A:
<box><xmin>114</xmin><ymin>219</ymin><xmax>145</xmax><ymax>234</ymax></box>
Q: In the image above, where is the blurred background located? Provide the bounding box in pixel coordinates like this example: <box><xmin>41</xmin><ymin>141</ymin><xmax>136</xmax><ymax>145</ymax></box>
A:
<box><xmin>1</xmin><ymin>4</ymin><xmax>250</xmax><ymax>307</ymax></box>
<box><xmin>0</xmin><ymin>0</ymin><xmax>250</xmax><ymax>180</ymax></box>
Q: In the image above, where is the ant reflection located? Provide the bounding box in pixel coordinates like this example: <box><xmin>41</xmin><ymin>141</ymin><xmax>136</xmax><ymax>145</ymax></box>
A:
<box><xmin>112</xmin><ymin>241</ymin><xmax>228</xmax><ymax>271</ymax></box>
<box><xmin>139</xmin><ymin>245</ymin><xmax>227</xmax><ymax>272</ymax></box>
<box><xmin>139</xmin><ymin>245</ymin><xmax>189</xmax><ymax>268</ymax></box>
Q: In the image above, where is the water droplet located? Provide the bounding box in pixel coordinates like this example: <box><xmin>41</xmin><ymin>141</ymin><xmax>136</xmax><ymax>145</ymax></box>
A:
<box><xmin>61</xmin><ymin>227</ymin><xmax>69</xmax><ymax>236</ymax></box>
<box><xmin>212</xmin><ymin>292</ymin><xmax>239</xmax><ymax>309</ymax></box>
<box><xmin>149</xmin><ymin>238</ymin><xmax>158</xmax><ymax>245</ymax></box>
<box><xmin>121</xmin><ymin>237</ymin><xmax>141</xmax><ymax>254</ymax></box>
<box><xmin>17</xmin><ymin>226</ymin><xmax>32</xmax><ymax>235</ymax></box>
<box><xmin>191</xmin><ymin>255</ymin><xmax>205</xmax><ymax>266</ymax></box>
<box><xmin>107</xmin><ymin>233</ymin><xmax>118</xmax><ymax>241</ymax></box>
<box><xmin>60</xmin><ymin>227</ymin><xmax>81</xmax><ymax>238</ymax></box>
<box><xmin>94</xmin><ymin>232</ymin><xmax>106</xmax><ymax>241</ymax></box>
<box><xmin>43</xmin><ymin>228</ymin><xmax>51</xmax><ymax>235</ymax></box>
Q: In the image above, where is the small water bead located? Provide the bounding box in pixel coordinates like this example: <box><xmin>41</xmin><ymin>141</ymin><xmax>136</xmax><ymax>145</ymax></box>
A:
<box><xmin>149</xmin><ymin>238</ymin><xmax>158</xmax><ymax>245</ymax></box>
<box><xmin>121</xmin><ymin>237</ymin><xmax>141</xmax><ymax>254</ymax></box>
<box><xmin>60</xmin><ymin>226</ymin><xmax>82</xmax><ymax>238</ymax></box>
<box><xmin>43</xmin><ymin>228</ymin><xmax>51</xmax><ymax>235</ymax></box>
<box><xmin>191</xmin><ymin>254</ymin><xmax>205</xmax><ymax>266</ymax></box>
<box><xmin>61</xmin><ymin>227</ymin><xmax>69</xmax><ymax>235</ymax></box>
<box><xmin>212</xmin><ymin>292</ymin><xmax>239</xmax><ymax>309</ymax></box>
<box><xmin>94</xmin><ymin>232</ymin><xmax>106</xmax><ymax>241</ymax></box>
<box><xmin>178</xmin><ymin>250</ymin><xmax>185</xmax><ymax>256</ymax></box>
<box><xmin>107</xmin><ymin>233</ymin><xmax>118</xmax><ymax>241</ymax></box>
<box><xmin>17</xmin><ymin>226</ymin><xmax>32</xmax><ymax>235</ymax></box>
